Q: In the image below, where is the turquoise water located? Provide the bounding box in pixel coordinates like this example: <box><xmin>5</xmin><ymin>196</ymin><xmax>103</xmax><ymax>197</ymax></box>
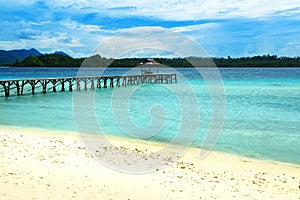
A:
<box><xmin>0</xmin><ymin>67</ymin><xmax>300</xmax><ymax>165</ymax></box>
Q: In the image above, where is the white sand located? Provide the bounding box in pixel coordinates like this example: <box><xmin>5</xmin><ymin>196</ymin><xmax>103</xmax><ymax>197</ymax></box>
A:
<box><xmin>0</xmin><ymin>125</ymin><xmax>299</xmax><ymax>199</ymax></box>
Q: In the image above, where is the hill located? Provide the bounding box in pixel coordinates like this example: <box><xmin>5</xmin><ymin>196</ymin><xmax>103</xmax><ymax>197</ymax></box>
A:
<box><xmin>13</xmin><ymin>54</ymin><xmax>116</xmax><ymax>67</ymax></box>
<box><xmin>13</xmin><ymin>54</ymin><xmax>84</xmax><ymax>67</ymax></box>
<box><xmin>0</xmin><ymin>48</ymin><xmax>41</xmax><ymax>65</ymax></box>
<box><xmin>53</xmin><ymin>51</ymin><xmax>71</xmax><ymax>57</ymax></box>
<box><xmin>11</xmin><ymin>53</ymin><xmax>300</xmax><ymax>68</ymax></box>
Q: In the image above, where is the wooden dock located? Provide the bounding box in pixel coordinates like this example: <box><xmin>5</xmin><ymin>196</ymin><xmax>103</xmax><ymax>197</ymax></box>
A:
<box><xmin>0</xmin><ymin>73</ymin><xmax>177</xmax><ymax>97</ymax></box>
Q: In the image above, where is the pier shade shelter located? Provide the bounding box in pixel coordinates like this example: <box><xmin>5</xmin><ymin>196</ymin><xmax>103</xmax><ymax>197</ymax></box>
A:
<box><xmin>139</xmin><ymin>59</ymin><xmax>163</xmax><ymax>74</ymax></box>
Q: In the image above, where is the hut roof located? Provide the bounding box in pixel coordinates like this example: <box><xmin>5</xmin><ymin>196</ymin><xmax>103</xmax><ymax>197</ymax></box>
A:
<box><xmin>139</xmin><ymin>59</ymin><xmax>162</xmax><ymax>66</ymax></box>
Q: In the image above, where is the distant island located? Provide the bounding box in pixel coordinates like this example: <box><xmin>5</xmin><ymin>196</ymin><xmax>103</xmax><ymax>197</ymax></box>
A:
<box><xmin>1</xmin><ymin>48</ymin><xmax>300</xmax><ymax>67</ymax></box>
<box><xmin>0</xmin><ymin>48</ymin><xmax>42</xmax><ymax>65</ymax></box>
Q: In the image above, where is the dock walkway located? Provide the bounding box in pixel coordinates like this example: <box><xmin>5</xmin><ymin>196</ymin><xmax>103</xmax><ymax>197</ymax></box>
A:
<box><xmin>0</xmin><ymin>73</ymin><xmax>177</xmax><ymax>97</ymax></box>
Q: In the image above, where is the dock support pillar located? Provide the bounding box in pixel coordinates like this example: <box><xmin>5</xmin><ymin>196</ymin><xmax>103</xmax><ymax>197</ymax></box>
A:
<box><xmin>116</xmin><ymin>77</ymin><xmax>120</xmax><ymax>87</ymax></box>
<box><xmin>91</xmin><ymin>79</ymin><xmax>95</xmax><ymax>90</ymax></box>
<box><xmin>84</xmin><ymin>79</ymin><xmax>87</xmax><ymax>90</ymax></box>
<box><xmin>110</xmin><ymin>77</ymin><xmax>114</xmax><ymax>87</ymax></box>
<box><xmin>30</xmin><ymin>81</ymin><xmax>35</xmax><ymax>95</ymax></box>
<box><xmin>96</xmin><ymin>79</ymin><xmax>101</xmax><ymax>89</ymax></box>
<box><xmin>104</xmin><ymin>78</ymin><xmax>107</xmax><ymax>88</ymax></box>
<box><xmin>1</xmin><ymin>82</ymin><xmax>9</xmax><ymax>97</ymax></box>
<box><xmin>61</xmin><ymin>80</ymin><xmax>65</xmax><ymax>92</ymax></box>
<box><xmin>76</xmin><ymin>79</ymin><xmax>80</xmax><ymax>91</ymax></box>
<box><xmin>15</xmin><ymin>82</ymin><xmax>20</xmax><ymax>96</ymax></box>
<box><xmin>21</xmin><ymin>81</ymin><xmax>24</xmax><ymax>95</ymax></box>
<box><xmin>68</xmin><ymin>79</ymin><xmax>73</xmax><ymax>92</ymax></box>
<box><xmin>42</xmin><ymin>80</ymin><xmax>47</xmax><ymax>94</ymax></box>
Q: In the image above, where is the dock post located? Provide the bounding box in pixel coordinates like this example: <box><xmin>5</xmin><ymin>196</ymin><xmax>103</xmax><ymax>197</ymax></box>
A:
<box><xmin>129</xmin><ymin>77</ymin><xmax>132</xmax><ymax>85</ymax></box>
<box><xmin>4</xmin><ymin>85</ymin><xmax>9</xmax><ymax>97</ymax></box>
<box><xmin>68</xmin><ymin>79</ymin><xmax>73</xmax><ymax>92</ymax></box>
<box><xmin>42</xmin><ymin>80</ymin><xmax>47</xmax><ymax>94</ymax></box>
<box><xmin>116</xmin><ymin>77</ymin><xmax>120</xmax><ymax>87</ymax></box>
<box><xmin>52</xmin><ymin>80</ymin><xmax>57</xmax><ymax>92</ymax></box>
<box><xmin>84</xmin><ymin>79</ymin><xmax>87</xmax><ymax>90</ymax></box>
<box><xmin>1</xmin><ymin>82</ymin><xmax>9</xmax><ymax>97</ymax></box>
<box><xmin>96</xmin><ymin>79</ymin><xmax>101</xmax><ymax>89</ymax></box>
<box><xmin>110</xmin><ymin>77</ymin><xmax>114</xmax><ymax>87</ymax></box>
<box><xmin>91</xmin><ymin>79</ymin><xmax>95</xmax><ymax>90</ymax></box>
<box><xmin>76</xmin><ymin>79</ymin><xmax>80</xmax><ymax>91</ymax></box>
<box><xmin>122</xmin><ymin>77</ymin><xmax>126</xmax><ymax>86</ymax></box>
<box><xmin>104</xmin><ymin>78</ymin><xmax>107</xmax><ymax>88</ymax></box>
<box><xmin>30</xmin><ymin>81</ymin><xmax>35</xmax><ymax>95</ymax></box>
<box><xmin>61</xmin><ymin>79</ymin><xmax>65</xmax><ymax>92</ymax></box>
<box><xmin>14</xmin><ymin>81</ymin><xmax>20</xmax><ymax>96</ymax></box>
<box><xmin>21</xmin><ymin>81</ymin><xmax>24</xmax><ymax>95</ymax></box>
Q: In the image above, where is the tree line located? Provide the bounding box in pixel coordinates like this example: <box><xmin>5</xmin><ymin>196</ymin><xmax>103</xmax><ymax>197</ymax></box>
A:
<box><xmin>12</xmin><ymin>54</ymin><xmax>300</xmax><ymax>67</ymax></box>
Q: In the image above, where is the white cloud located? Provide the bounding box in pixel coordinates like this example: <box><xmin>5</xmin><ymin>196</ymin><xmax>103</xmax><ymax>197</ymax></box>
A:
<box><xmin>171</xmin><ymin>23</ymin><xmax>220</xmax><ymax>33</ymax></box>
<box><xmin>60</xmin><ymin>20</ymin><xmax>103</xmax><ymax>32</ymax></box>
<box><xmin>2</xmin><ymin>0</ymin><xmax>300</xmax><ymax>57</ymax></box>
<box><xmin>93</xmin><ymin>27</ymin><xmax>209</xmax><ymax>58</ymax></box>
<box><xmin>44</xmin><ymin>0</ymin><xmax>300</xmax><ymax>20</ymax></box>
<box><xmin>278</xmin><ymin>43</ymin><xmax>300</xmax><ymax>56</ymax></box>
<box><xmin>0</xmin><ymin>31</ymin><xmax>84</xmax><ymax>52</ymax></box>
<box><xmin>0</xmin><ymin>40</ymin><xmax>26</xmax><ymax>50</ymax></box>
<box><xmin>28</xmin><ymin>21</ymin><xmax>52</xmax><ymax>26</ymax></box>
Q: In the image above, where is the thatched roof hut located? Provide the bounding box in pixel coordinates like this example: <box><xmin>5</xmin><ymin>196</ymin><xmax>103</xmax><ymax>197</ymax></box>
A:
<box><xmin>138</xmin><ymin>59</ymin><xmax>162</xmax><ymax>74</ymax></box>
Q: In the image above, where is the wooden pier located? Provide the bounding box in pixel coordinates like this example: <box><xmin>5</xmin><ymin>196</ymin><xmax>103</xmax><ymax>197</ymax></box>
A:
<box><xmin>0</xmin><ymin>73</ymin><xmax>177</xmax><ymax>97</ymax></box>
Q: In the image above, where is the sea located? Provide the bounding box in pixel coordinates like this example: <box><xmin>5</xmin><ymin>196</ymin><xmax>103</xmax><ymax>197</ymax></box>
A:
<box><xmin>0</xmin><ymin>67</ymin><xmax>299</xmax><ymax>165</ymax></box>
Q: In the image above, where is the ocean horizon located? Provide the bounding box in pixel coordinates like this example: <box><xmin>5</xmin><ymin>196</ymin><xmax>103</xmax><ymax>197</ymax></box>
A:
<box><xmin>0</xmin><ymin>67</ymin><xmax>299</xmax><ymax>165</ymax></box>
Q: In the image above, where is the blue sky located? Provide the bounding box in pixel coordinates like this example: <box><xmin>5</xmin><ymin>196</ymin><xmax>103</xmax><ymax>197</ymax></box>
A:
<box><xmin>0</xmin><ymin>0</ymin><xmax>300</xmax><ymax>58</ymax></box>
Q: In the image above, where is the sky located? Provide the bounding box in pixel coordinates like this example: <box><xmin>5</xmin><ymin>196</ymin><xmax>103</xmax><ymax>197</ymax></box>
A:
<box><xmin>0</xmin><ymin>0</ymin><xmax>300</xmax><ymax>58</ymax></box>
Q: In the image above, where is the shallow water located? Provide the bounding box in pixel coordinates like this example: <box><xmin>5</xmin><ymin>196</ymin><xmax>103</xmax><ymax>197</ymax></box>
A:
<box><xmin>0</xmin><ymin>67</ymin><xmax>299</xmax><ymax>164</ymax></box>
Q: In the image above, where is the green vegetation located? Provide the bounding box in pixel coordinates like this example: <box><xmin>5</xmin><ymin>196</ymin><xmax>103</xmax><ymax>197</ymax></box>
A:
<box><xmin>13</xmin><ymin>54</ymin><xmax>84</xmax><ymax>67</ymax></box>
<box><xmin>0</xmin><ymin>48</ymin><xmax>41</xmax><ymax>65</ymax></box>
<box><xmin>213</xmin><ymin>55</ymin><xmax>300</xmax><ymax>67</ymax></box>
<box><xmin>12</xmin><ymin>53</ymin><xmax>300</xmax><ymax>67</ymax></box>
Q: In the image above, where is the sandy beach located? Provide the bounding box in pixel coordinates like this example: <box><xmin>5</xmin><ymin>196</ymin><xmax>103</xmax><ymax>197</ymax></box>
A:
<box><xmin>0</xmin><ymin>125</ymin><xmax>299</xmax><ymax>200</ymax></box>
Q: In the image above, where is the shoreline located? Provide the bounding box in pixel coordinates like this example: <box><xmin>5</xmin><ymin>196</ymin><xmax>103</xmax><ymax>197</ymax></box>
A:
<box><xmin>1</xmin><ymin>125</ymin><xmax>299</xmax><ymax>199</ymax></box>
<box><xmin>1</xmin><ymin>124</ymin><xmax>299</xmax><ymax>168</ymax></box>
